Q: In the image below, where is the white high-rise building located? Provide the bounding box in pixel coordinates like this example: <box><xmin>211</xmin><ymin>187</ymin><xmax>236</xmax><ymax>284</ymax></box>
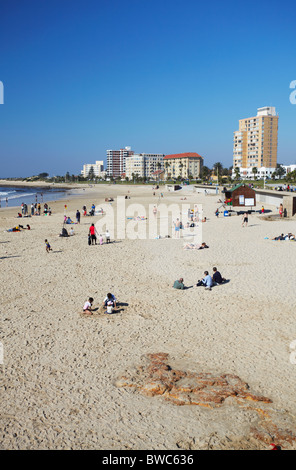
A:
<box><xmin>81</xmin><ymin>160</ymin><xmax>104</xmax><ymax>178</ymax></box>
<box><xmin>125</xmin><ymin>153</ymin><xmax>165</xmax><ymax>180</ymax></box>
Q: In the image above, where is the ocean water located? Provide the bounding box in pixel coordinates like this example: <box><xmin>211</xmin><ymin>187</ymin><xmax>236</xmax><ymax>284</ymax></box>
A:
<box><xmin>0</xmin><ymin>186</ymin><xmax>70</xmax><ymax>209</ymax></box>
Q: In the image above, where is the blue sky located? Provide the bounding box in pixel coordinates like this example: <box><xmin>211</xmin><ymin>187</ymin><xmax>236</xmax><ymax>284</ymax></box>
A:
<box><xmin>0</xmin><ymin>0</ymin><xmax>296</xmax><ymax>177</ymax></box>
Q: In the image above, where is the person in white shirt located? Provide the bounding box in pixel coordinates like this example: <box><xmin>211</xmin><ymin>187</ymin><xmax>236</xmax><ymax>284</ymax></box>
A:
<box><xmin>103</xmin><ymin>293</ymin><xmax>116</xmax><ymax>314</ymax></box>
<box><xmin>106</xmin><ymin>229</ymin><xmax>111</xmax><ymax>244</ymax></box>
<box><xmin>83</xmin><ymin>297</ymin><xmax>94</xmax><ymax>315</ymax></box>
<box><xmin>196</xmin><ymin>271</ymin><xmax>213</xmax><ymax>290</ymax></box>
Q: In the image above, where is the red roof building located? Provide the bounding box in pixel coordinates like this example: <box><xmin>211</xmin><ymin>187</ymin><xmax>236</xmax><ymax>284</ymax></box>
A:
<box><xmin>164</xmin><ymin>152</ymin><xmax>204</xmax><ymax>179</ymax></box>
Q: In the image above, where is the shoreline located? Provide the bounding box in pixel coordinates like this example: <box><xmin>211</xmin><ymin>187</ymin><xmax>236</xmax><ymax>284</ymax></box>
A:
<box><xmin>0</xmin><ymin>179</ymin><xmax>84</xmax><ymax>190</ymax></box>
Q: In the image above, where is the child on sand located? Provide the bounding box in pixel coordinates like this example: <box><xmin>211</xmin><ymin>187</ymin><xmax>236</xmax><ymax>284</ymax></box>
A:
<box><xmin>103</xmin><ymin>293</ymin><xmax>116</xmax><ymax>313</ymax></box>
<box><xmin>83</xmin><ymin>297</ymin><xmax>94</xmax><ymax>315</ymax></box>
<box><xmin>45</xmin><ymin>239</ymin><xmax>52</xmax><ymax>252</ymax></box>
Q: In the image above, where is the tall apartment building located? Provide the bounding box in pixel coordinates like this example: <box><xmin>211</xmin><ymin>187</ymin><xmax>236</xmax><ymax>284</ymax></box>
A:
<box><xmin>164</xmin><ymin>153</ymin><xmax>204</xmax><ymax>179</ymax></box>
<box><xmin>106</xmin><ymin>146</ymin><xmax>134</xmax><ymax>178</ymax></box>
<box><xmin>233</xmin><ymin>107</ymin><xmax>278</xmax><ymax>172</ymax></box>
<box><xmin>81</xmin><ymin>160</ymin><xmax>104</xmax><ymax>178</ymax></box>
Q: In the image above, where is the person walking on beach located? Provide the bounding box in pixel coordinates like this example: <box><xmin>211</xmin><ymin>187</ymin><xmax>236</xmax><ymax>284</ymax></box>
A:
<box><xmin>89</xmin><ymin>223</ymin><xmax>97</xmax><ymax>245</ymax></box>
<box><xmin>174</xmin><ymin>218</ymin><xmax>181</xmax><ymax>238</ymax></box>
<box><xmin>242</xmin><ymin>212</ymin><xmax>249</xmax><ymax>227</ymax></box>
<box><xmin>83</xmin><ymin>205</ymin><xmax>87</xmax><ymax>216</ymax></box>
<box><xmin>76</xmin><ymin>210</ymin><xmax>81</xmax><ymax>224</ymax></box>
<box><xmin>105</xmin><ymin>229</ymin><xmax>111</xmax><ymax>244</ymax></box>
<box><xmin>45</xmin><ymin>239</ymin><xmax>52</xmax><ymax>253</ymax></box>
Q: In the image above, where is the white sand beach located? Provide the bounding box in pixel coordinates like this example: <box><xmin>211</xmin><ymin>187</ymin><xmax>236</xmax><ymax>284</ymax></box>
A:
<box><xmin>1</xmin><ymin>183</ymin><xmax>296</xmax><ymax>449</ymax></box>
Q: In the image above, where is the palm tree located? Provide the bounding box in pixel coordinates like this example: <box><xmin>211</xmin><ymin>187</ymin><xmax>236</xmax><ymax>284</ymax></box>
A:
<box><xmin>234</xmin><ymin>167</ymin><xmax>240</xmax><ymax>181</ymax></box>
<box><xmin>200</xmin><ymin>166</ymin><xmax>211</xmax><ymax>182</ymax></box>
<box><xmin>165</xmin><ymin>161</ymin><xmax>170</xmax><ymax>180</ymax></box>
<box><xmin>252</xmin><ymin>167</ymin><xmax>258</xmax><ymax>180</ymax></box>
<box><xmin>179</xmin><ymin>162</ymin><xmax>184</xmax><ymax>179</ymax></box>
<box><xmin>276</xmin><ymin>164</ymin><xmax>285</xmax><ymax>179</ymax></box>
<box><xmin>213</xmin><ymin>162</ymin><xmax>223</xmax><ymax>176</ymax></box>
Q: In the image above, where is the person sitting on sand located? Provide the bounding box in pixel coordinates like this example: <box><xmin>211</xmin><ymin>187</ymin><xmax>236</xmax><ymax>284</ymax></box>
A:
<box><xmin>173</xmin><ymin>278</ymin><xmax>185</xmax><ymax>290</ymax></box>
<box><xmin>59</xmin><ymin>227</ymin><xmax>69</xmax><ymax>237</ymax></box>
<box><xmin>287</xmin><ymin>233</ymin><xmax>296</xmax><ymax>240</ymax></box>
<box><xmin>70</xmin><ymin>227</ymin><xmax>74</xmax><ymax>236</ymax></box>
<box><xmin>212</xmin><ymin>267</ymin><xmax>226</xmax><ymax>285</ymax></box>
<box><xmin>103</xmin><ymin>293</ymin><xmax>117</xmax><ymax>307</ymax></box>
<box><xmin>83</xmin><ymin>297</ymin><xmax>94</xmax><ymax>315</ymax></box>
<box><xmin>196</xmin><ymin>271</ymin><xmax>213</xmax><ymax>290</ymax></box>
<box><xmin>103</xmin><ymin>293</ymin><xmax>116</xmax><ymax>314</ymax></box>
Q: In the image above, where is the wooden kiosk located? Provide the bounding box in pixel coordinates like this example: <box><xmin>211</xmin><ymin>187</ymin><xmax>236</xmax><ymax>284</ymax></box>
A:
<box><xmin>224</xmin><ymin>183</ymin><xmax>256</xmax><ymax>211</ymax></box>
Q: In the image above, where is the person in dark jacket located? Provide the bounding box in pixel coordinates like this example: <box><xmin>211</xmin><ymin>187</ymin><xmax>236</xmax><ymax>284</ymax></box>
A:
<box><xmin>212</xmin><ymin>267</ymin><xmax>226</xmax><ymax>285</ymax></box>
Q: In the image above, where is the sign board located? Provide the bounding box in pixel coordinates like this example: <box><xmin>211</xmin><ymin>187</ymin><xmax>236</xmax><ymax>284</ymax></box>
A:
<box><xmin>245</xmin><ymin>198</ymin><xmax>255</xmax><ymax>206</ymax></box>
<box><xmin>239</xmin><ymin>195</ymin><xmax>245</xmax><ymax>205</ymax></box>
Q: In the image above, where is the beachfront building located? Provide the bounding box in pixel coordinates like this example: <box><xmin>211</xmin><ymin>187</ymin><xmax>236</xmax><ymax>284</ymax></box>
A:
<box><xmin>235</xmin><ymin>166</ymin><xmax>276</xmax><ymax>179</ymax></box>
<box><xmin>124</xmin><ymin>153</ymin><xmax>165</xmax><ymax>180</ymax></box>
<box><xmin>107</xmin><ymin>146</ymin><xmax>134</xmax><ymax>178</ymax></box>
<box><xmin>233</xmin><ymin>106</ymin><xmax>279</xmax><ymax>177</ymax></box>
<box><xmin>125</xmin><ymin>154</ymin><xmax>145</xmax><ymax>180</ymax></box>
<box><xmin>143</xmin><ymin>153</ymin><xmax>165</xmax><ymax>179</ymax></box>
<box><xmin>284</xmin><ymin>164</ymin><xmax>296</xmax><ymax>174</ymax></box>
<box><xmin>81</xmin><ymin>160</ymin><xmax>104</xmax><ymax>178</ymax></box>
<box><xmin>164</xmin><ymin>152</ymin><xmax>204</xmax><ymax>180</ymax></box>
